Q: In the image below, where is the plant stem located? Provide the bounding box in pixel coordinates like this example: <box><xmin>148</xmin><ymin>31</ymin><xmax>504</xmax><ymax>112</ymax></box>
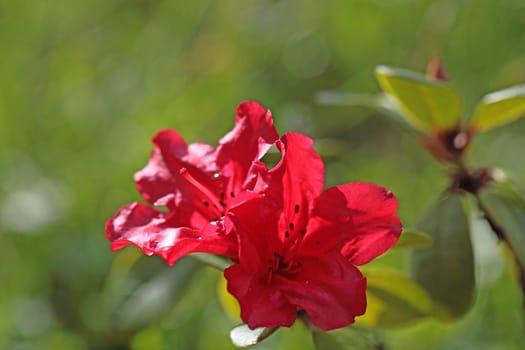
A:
<box><xmin>189</xmin><ymin>253</ymin><xmax>232</xmax><ymax>271</ymax></box>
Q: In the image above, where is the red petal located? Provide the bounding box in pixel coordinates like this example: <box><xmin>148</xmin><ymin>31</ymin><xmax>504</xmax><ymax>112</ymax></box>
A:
<box><xmin>106</xmin><ymin>202</ymin><xmax>236</xmax><ymax>265</ymax></box>
<box><xmin>267</xmin><ymin>133</ymin><xmax>324</xmax><ymax>236</ymax></box>
<box><xmin>152</xmin><ymin>129</ymin><xmax>217</xmax><ymax>173</ymax></box>
<box><xmin>280</xmin><ymin>254</ymin><xmax>366</xmax><ymax>331</ymax></box>
<box><xmin>150</xmin><ymin>129</ymin><xmax>225</xmax><ymax>226</ymax></box>
<box><xmin>230</xmin><ymin>195</ymin><xmax>282</xmax><ymax>271</ymax></box>
<box><xmin>225</xmin><ymin>264</ymin><xmax>296</xmax><ymax>329</ymax></box>
<box><xmin>304</xmin><ymin>183</ymin><xmax>402</xmax><ymax>265</ymax></box>
<box><xmin>152</xmin><ymin>129</ymin><xmax>220</xmax><ymax>189</ymax></box>
<box><xmin>134</xmin><ymin>148</ymin><xmax>175</xmax><ymax>206</ymax></box>
<box><xmin>215</xmin><ymin>101</ymin><xmax>279</xmax><ymax>195</ymax></box>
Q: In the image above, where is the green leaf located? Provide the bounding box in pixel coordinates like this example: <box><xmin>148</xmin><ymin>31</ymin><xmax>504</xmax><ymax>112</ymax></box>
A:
<box><xmin>312</xmin><ymin>327</ymin><xmax>375</xmax><ymax>350</ymax></box>
<box><xmin>355</xmin><ymin>267</ymin><xmax>434</xmax><ymax>327</ymax></box>
<box><xmin>113</xmin><ymin>258</ymin><xmax>199</xmax><ymax>331</ymax></box>
<box><xmin>229</xmin><ymin>324</ymin><xmax>278</xmax><ymax>348</ymax></box>
<box><xmin>410</xmin><ymin>194</ymin><xmax>475</xmax><ymax>320</ymax></box>
<box><xmin>394</xmin><ymin>230</ymin><xmax>433</xmax><ymax>249</ymax></box>
<box><xmin>374</xmin><ymin>65</ymin><xmax>462</xmax><ymax>133</ymax></box>
<box><xmin>470</xmin><ymin>84</ymin><xmax>525</xmax><ymax>132</ymax></box>
<box><xmin>479</xmin><ymin>172</ymin><xmax>525</xmax><ymax>270</ymax></box>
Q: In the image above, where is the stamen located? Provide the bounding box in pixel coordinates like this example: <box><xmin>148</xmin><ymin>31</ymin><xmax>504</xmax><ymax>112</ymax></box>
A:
<box><xmin>179</xmin><ymin>167</ymin><xmax>224</xmax><ymax>214</ymax></box>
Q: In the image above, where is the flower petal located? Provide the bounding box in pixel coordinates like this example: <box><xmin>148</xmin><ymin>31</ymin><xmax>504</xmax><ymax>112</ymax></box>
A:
<box><xmin>106</xmin><ymin>202</ymin><xmax>236</xmax><ymax>265</ymax></box>
<box><xmin>149</xmin><ymin>129</ymin><xmax>226</xmax><ymax>226</ymax></box>
<box><xmin>304</xmin><ymin>182</ymin><xmax>402</xmax><ymax>265</ymax></box>
<box><xmin>153</xmin><ymin>129</ymin><xmax>217</xmax><ymax>173</ymax></box>
<box><xmin>216</xmin><ymin>101</ymin><xmax>279</xmax><ymax>195</ymax></box>
<box><xmin>134</xmin><ymin>148</ymin><xmax>176</xmax><ymax>206</ymax></box>
<box><xmin>281</xmin><ymin>253</ymin><xmax>367</xmax><ymax>331</ymax></box>
<box><xmin>229</xmin><ymin>195</ymin><xmax>282</xmax><ymax>271</ymax></box>
<box><xmin>153</xmin><ymin>129</ymin><xmax>220</xmax><ymax>191</ymax></box>
<box><xmin>225</xmin><ymin>263</ymin><xmax>296</xmax><ymax>329</ymax></box>
<box><xmin>266</xmin><ymin>133</ymin><xmax>325</xmax><ymax>237</ymax></box>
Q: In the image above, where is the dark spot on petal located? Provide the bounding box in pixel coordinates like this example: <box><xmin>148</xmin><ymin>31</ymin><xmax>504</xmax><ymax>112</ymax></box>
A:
<box><xmin>284</xmin><ymin>231</ymin><xmax>289</xmax><ymax>238</ymax></box>
<box><xmin>230</xmin><ymin>191</ymin><xmax>235</xmax><ymax>198</ymax></box>
<box><xmin>291</xmin><ymin>239</ymin><xmax>296</xmax><ymax>245</ymax></box>
<box><xmin>289</xmin><ymin>222</ymin><xmax>295</xmax><ymax>230</ymax></box>
<box><xmin>299</xmin><ymin>228</ymin><xmax>307</xmax><ymax>235</ymax></box>
<box><xmin>294</xmin><ymin>204</ymin><xmax>300</xmax><ymax>213</ymax></box>
<box><xmin>202</xmin><ymin>200</ymin><xmax>209</xmax><ymax>207</ymax></box>
<box><xmin>219</xmin><ymin>200</ymin><xmax>226</xmax><ymax>207</ymax></box>
<box><xmin>220</xmin><ymin>192</ymin><xmax>225</xmax><ymax>200</ymax></box>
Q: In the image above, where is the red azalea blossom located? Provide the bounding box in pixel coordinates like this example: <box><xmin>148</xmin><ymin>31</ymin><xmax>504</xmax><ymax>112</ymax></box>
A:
<box><xmin>224</xmin><ymin>133</ymin><xmax>402</xmax><ymax>331</ymax></box>
<box><xmin>106</xmin><ymin>102</ymin><xmax>279</xmax><ymax>265</ymax></box>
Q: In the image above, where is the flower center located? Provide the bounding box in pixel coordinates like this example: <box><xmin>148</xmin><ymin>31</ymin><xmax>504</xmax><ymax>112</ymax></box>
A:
<box><xmin>265</xmin><ymin>203</ymin><xmax>308</xmax><ymax>283</ymax></box>
<box><xmin>266</xmin><ymin>252</ymin><xmax>302</xmax><ymax>284</ymax></box>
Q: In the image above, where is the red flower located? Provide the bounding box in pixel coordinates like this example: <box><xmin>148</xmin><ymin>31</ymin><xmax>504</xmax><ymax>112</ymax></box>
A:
<box><xmin>224</xmin><ymin>133</ymin><xmax>402</xmax><ymax>330</ymax></box>
<box><xmin>106</xmin><ymin>102</ymin><xmax>279</xmax><ymax>265</ymax></box>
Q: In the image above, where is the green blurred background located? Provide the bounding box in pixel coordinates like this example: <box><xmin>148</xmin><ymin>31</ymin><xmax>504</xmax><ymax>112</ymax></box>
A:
<box><xmin>1</xmin><ymin>0</ymin><xmax>525</xmax><ymax>349</ymax></box>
